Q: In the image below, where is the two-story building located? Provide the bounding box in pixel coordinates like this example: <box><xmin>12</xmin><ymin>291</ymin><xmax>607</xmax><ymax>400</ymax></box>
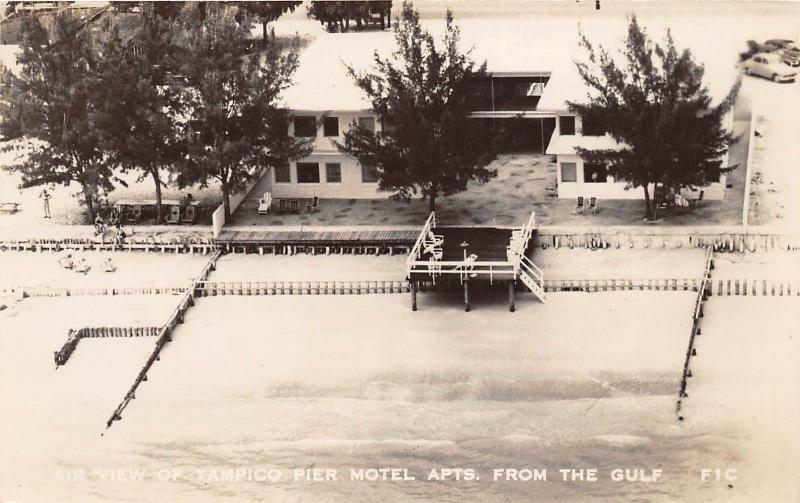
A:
<box><xmin>541</xmin><ymin>66</ymin><xmax>735</xmax><ymax>201</ymax></box>
<box><xmin>268</xmin><ymin>18</ymin><xmax>738</xmax><ymax>202</ymax></box>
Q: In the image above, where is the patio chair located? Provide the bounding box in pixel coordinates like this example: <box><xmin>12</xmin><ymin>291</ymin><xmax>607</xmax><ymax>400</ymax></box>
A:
<box><xmin>165</xmin><ymin>206</ymin><xmax>180</xmax><ymax>225</ymax></box>
<box><xmin>423</xmin><ymin>243</ymin><xmax>443</xmax><ymax>260</ymax></box>
<box><xmin>277</xmin><ymin>198</ymin><xmax>288</xmax><ymax>214</ymax></box>
<box><xmin>306</xmin><ymin>196</ymin><xmax>319</xmax><ymax>214</ymax></box>
<box><xmin>424</xmin><ymin>232</ymin><xmax>444</xmax><ymax>248</ymax></box>
<box><xmin>182</xmin><ymin>205</ymin><xmax>196</xmax><ymax>224</ymax></box>
<box><xmin>573</xmin><ymin>196</ymin><xmax>585</xmax><ymax>215</ymax></box>
<box><xmin>289</xmin><ymin>199</ymin><xmax>300</xmax><ymax>214</ymax></box>
<box><xmin>588</xmin><ymin>197</ymin><xmax>598</xmax><ymax>215</ymax></box>
<box><xmin>126</xmin><ymin>205</ymin><xmax>142</xmax><ymax>224</ymax></box>
<box><xmin>689</xmin><ymin>190</ymin><xmax>705</xmax><ymax>207</ymax></box>
<box><xmin>258</xmin><ymin>192</ymin><xmax>272</xmax><ymax>215</ymax></box>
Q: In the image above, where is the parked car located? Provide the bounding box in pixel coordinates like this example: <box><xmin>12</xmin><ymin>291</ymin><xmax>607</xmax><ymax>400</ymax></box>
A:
<box><xmin>743</xmin><ymin>53</ymin><xmax>797</xmax><ymax>82</ymax></box>
<box><xmin>763</xmin><ymin>39</ymin><xmax>797</xmax><ymax>51</ymax></box>
<box><xmin>782</xmin><ymin>47</ymin><xmax>800</xmax><ymax>67</ymax></box>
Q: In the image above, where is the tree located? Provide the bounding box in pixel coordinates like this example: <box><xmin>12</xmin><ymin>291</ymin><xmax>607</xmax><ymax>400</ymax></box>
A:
<box><xmin>569</xmin><ymin>16</ymin><xmax>739</xmax><ymax>220</ymax></box>
<box><xmin>95</xmin><ymin>14</ymin><xmax>185</xmax><ymax>223</ymax></box>
<box><xmin>174</xmin><ymin>12</ymin><xmax>311</xmax><ymax>220</ymax></box>
<box><xmin>238</xmin><ymin>1</ymin><xmax>302</xmax><ymax>44</ymax></box>
<box><xmin>0</xmin><ymin>11</ymin><xmax>119</xmax><ymax>222</ymax></box>
<box><xmin>307</xmin><ymin>1</ymin><xmax>391</xmax><ymax>33</ymax></box>
<box><xmin>337</xmin><ymin>2</ymin><xmax>499</xmax><ymax>212</ymax></box>
<box><xmin>147</xmin><ymin>1</ymin><xmax>184</xmax><ymax>20</ymax></box>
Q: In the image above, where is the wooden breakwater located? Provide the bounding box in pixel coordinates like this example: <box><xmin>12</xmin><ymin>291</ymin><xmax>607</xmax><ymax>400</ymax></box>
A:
<box><xmin>105</xmin><ymin>251</ymin><xmax>221</xmax><ymax>428</ymax></box>
<box><xmin>54</xmin><ymin>326</ymin><xmax>160</xmax><ymax>367</ymax></box>
<box><xmin>193</xmin><ymin>279</ymin><xmax>410</xmax><ymax>296</ymax></box>
<box><xmin>539</xmin><ymin>277</ymin><xmax>800</xmax><ymax>295</ymax></box>
<box><xmin>6</xmin><ymin>286</ymin><xmax>188</xmax><ymax>298</ymax></box>
<box><xmin>676</xmin><ymin>248</ymin><xmax>715</xmax><ymax>419</ymax></box>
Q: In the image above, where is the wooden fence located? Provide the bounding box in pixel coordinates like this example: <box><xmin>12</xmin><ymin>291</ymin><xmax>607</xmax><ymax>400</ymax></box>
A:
<box><xmin>0</xmin><ymin>236</ymin><xmax>216</xmax><ymax>254</ymax></box>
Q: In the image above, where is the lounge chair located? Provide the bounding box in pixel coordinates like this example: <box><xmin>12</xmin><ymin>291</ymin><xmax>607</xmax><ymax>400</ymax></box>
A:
<box><xmin>102</xmin><ymin>258</ymin><xmax>116</xmax><ymax>273</ymax></box>
<box><xmin>74</xmin><ymin>259</ymin><xmax>91</xmax><ymax>274</ymax></box>
<box><xmin>59</xmin><ymin>254</ymin><xmax>74</xmax><ymax>269</ymax></box>
<box><xmin>289</xmin><ymin>199</ymin><xmax>300</xmax><ymax>214</ymax></box>
<box><xmin>588</xmin><ymin>197</ymin><xmax>598</xmax><ymax>215</ymax></box>
<box><xmin>277</xmin><ymin>199</ymin><xmax>288</xmax><ymax>214</ymax></box>
<box><xmin>182</xmin><ymin>205</ymin><xmax>196</xmax><ymax>224</ymax></box>
<box><xmin>0</xmin><ymin>202</ymin><xmax>20</xmax><ymax>213</ymax></box>
<box><xmin>258</xmin><ymin>192</ymin><xmax>272</xmax><ymax>215</ymax></box>
<box><xmin>165</xmin><ymin>206</ymin><xmax>180</xmax><ymax>224</ymax></box>
<box><xmin>573</xmin><ymin>196</ymin><xmax>585</xmax><ymax>215</ymax></box>
<box><xmin>305</xmin><ymin>196</ymin><xmax>319</xmax><ymax>214</ymax></box>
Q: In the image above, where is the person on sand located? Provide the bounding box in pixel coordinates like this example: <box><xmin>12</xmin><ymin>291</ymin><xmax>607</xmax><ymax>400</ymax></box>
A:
<box><xmin>109</xmin><ymin>206</ymin><xmax>120</xmax><ymax>227</ymax></box>
<box><xmin>114</xmin><ymin>224</ymin><xmax>127</xmax><ymax>251</ymax></box>
<box><xmin>181</xmin><ymin>193</ymin><xmax>194</xmax><ymax>211</ymax></box>
<box><xmin>39</xmin><ymin>188</ymin><xmax>51</xmax><ymax>218</ymax></box>
<box><xmin>94</xmin><ymin>214</ymin><xmax>106</xmax><ymax>236</ymax></box>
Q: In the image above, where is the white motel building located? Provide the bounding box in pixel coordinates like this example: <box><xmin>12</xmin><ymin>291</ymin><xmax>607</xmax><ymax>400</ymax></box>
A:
<box><xmin>266</xmin><ymin>17</ymin><xmax>738</xmax><ymax>202</ymax></box>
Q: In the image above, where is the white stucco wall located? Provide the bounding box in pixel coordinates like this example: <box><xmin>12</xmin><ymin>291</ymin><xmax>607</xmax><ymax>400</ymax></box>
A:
<box><xmin>271</xmin><ymin>153</ymin><xmax>382</xmax><ymax>199</ymax></box>
<box><xmin>274</xmin><ymin>110</ymin><xmax>383</xmax><ymax>199</ymax></box>
<box><xmin>556</xmin><ymin>153</ymin><xmax>726</xmax><ymax>200</ymax></box>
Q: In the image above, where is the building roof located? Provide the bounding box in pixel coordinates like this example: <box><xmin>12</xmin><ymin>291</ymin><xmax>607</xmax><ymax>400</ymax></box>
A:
<box><xmin>546</xmin><ymin>133</ymin><xmax>624</xmax><ymax>156</ymax></box>
<box><xmin>280</xmin><ymin>14</ymin><xmax>744</xmax><ymax>113</ymax></box>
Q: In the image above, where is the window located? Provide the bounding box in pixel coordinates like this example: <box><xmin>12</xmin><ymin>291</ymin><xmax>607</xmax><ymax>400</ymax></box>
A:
<box><xmin>274</xmin><ymin>162</ymin><xmax>290</xmax><ymax>183</ymax></box>
<box><xmin>296</xmin><ymin>162</ymin><xmax>320</xmax><ymax>183</ymax></box>
<box><xmin>361</xmin><ymin>161</ymin><xmax>379</xmax><ymax>183</ymax></box>
<box><xmin>561</xmin><ymin>162</ymin><xmax>577</xmax><ymax>182</ymax></box>
<box><xmin>584</xmin><ymin>162</ymin><xmax>607</xmax><ymax>183</ymax></box>
<box><xmin>293</xmin><ymin>116</ymin><xmax>317</xmax><ymax>137</ymax></box>
<box><xmin>358</xmin><ymin>116</ymin><xmax>375</xmax><ymax>133</ymax></box>
<box><xmin>325</xmin><ymin>163</ymin><xmax>341</xmax><ymax>183</ymax></box>
<box><xmin>323</xmin><ymin>116</ymin><xmax>339</xmax><ymax>137</ymax></box>
<box><xmin>559</xmin><ymin>116</ymin><xmax>576</xmax><ymax>136</ymax></box>
<box><xmin>581</xmin><ymin>115</ymin><xmax>606</xmax><ymax>136</ymax></box>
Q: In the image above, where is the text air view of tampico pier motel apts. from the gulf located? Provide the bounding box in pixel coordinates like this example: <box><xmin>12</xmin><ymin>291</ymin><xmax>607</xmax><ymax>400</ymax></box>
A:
<box><xmin>0</xmin><ymin>1</ymin><xmax>799</xmax><ymax>502</ymax></box>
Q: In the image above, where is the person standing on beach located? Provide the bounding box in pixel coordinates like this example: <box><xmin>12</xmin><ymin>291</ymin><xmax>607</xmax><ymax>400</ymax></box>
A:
<box><xmin>39</xmin><ymin>188</ymin><xmax>51</xmax><ymax>218</ymax></box>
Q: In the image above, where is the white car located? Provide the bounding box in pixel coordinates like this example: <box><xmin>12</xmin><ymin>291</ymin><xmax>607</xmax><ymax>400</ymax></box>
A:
<box><xmin>744</xmin><ymin>53</ymin><xmax>797</xmax><ymax>82</ymax></box>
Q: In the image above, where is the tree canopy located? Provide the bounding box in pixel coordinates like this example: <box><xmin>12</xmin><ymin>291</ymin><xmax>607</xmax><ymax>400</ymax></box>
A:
<box><xmin>337</xmin><ymin>2</ymin><xmax>499</xmax><ymax>212</ymax></box>
<box><xmin>174</xmin><ymin>12</ymin><xmax>311</xmax><ymax>220</ymax></box>
<box><xmin>307</xmin><ymin>1</ymin><xmax>391</xmax><ymax>33</ymax></box>
<box><xmin>94</xmin><ymin>13</ymin><xmax>185</xmax><ymax>222</ymax></box>
<box><xmin>238</xmin><ymin>1</ymin><xmax>302</xmax><ymax>43</ymax></box>
<box><xmin>569</xmin><ymin>16</ymin><xmax>739</xmax><ymax>220</ymax></box>
<box><xmin>0</xmin><ymin>11</ymin><xmax>120</xmax><ymax>221</ymax></box>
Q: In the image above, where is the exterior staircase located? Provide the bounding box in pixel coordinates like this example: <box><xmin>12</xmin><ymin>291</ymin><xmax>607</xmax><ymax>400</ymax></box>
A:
<box><xmin>518</xmin><ymin>254</ymin><xmax>546</xmax><ymax>303</ymax></box>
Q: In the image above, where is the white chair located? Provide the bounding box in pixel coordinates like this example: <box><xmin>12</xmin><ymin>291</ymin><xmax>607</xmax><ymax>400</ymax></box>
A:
<box><xmin>424</xmin><ymin>243</ymin><xmax>443</xmax><ymax>260</ymax></box>
<box><xmin>258</xmin><ymin>192</ymin><xmax>273</xmax><ymax>215</ymax></box>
